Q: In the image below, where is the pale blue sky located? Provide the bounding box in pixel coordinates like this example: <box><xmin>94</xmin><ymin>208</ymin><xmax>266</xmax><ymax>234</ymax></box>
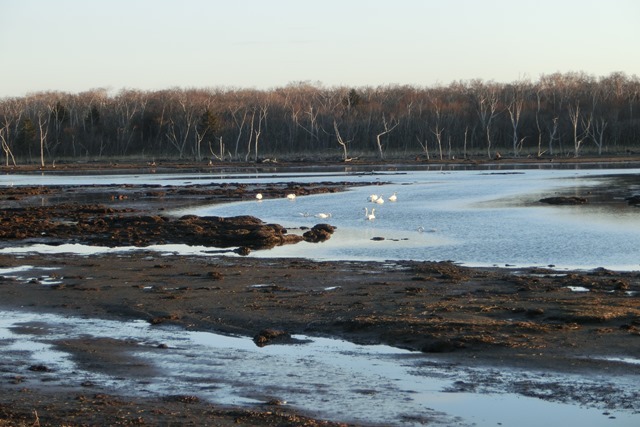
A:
<box><xmin>1</xmin><ymin>0</ymin><xmax>638</xmax><ymax>97</ymax></box>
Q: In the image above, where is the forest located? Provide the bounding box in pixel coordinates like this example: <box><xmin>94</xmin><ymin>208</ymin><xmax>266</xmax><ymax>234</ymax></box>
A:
<box><xmin>1</xmin><ymin>71</ymin><xmax>639</xmax><ymax>166</ymax></box>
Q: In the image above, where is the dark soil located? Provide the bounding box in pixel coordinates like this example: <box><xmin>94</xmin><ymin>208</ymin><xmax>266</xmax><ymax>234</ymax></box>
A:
<box><xmin>1</xmin><ymin>161</ymin><xmax>639</xmax><ymax>426</ymax></box>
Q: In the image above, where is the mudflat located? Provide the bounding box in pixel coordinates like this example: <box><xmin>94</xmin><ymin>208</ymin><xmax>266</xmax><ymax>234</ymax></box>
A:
<box><xmin>1</xmin><ymin>164</ymin><xmax>639</xmax><ymax>426</ymax></box>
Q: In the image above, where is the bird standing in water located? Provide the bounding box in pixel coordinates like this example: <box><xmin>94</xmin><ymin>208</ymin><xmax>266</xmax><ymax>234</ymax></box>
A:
<box><xmin>364</xmin><ymin>207</ymin><xmax>376</xmax><ymax>220</ymax></box>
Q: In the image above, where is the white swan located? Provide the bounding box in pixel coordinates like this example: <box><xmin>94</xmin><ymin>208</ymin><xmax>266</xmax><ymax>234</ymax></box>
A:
<box><xmin>315</xmin><ymin>213</ymin><xmax>332</xmax><ymax>219</ymax></box>
<box><xmin>368</xmin><ymin>194</ymin><xmax>379</xmax><ymax>202</ymax></box>
<box><xmin>286</xmin><ymin>193</ymin><xmax>296</xmax><ymax>200</ymax></box>
<box><xmin>388</xmin><ymin>192</ymin><xmax>397</xmax><ymax>202</ymax></box>
<box><xmin>364</xmin><ymin>207</ymin><xmax>376</xmax><ymax>220</ymax></box>
<box><xmin>256</xmin><ymin>193</ymin><xmax>263</xmax><ymax>200</ymax></box>
<box><xmin>375</xmin><ymin>196</ymin><xmax>384</xmax><ymax>204</ymax></box>
<box><xmin>417</xmin><ymin>226</ymin><xmax>437</xmax><ymax>233</ymax></box>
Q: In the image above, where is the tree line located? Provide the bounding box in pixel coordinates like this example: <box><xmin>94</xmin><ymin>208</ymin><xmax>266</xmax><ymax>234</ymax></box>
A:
<box><xmin>1</xmin><ymin>71</ymin><xmax>639</xmax><ymax>166</ymax></box>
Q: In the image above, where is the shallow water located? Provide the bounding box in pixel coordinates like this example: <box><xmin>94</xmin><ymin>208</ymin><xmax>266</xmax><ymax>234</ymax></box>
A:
<box><xmin>179</xmin><ymin>168</ymin><xmax>640</xmax><ymax>271</ymax></box>
<box><xmin>3</xmin><ymin>166</ymin><xmax>640</xmax><ymax>271</ymax></box>
<box><xmin>3</xmin><ymin>166</ymin><xmax>640</xmax><ymax>425</ymax></box>
<box><xmin>1</xmin><ymin>305</ymin><xmax>638</xmax><ymax>427</ymax></box>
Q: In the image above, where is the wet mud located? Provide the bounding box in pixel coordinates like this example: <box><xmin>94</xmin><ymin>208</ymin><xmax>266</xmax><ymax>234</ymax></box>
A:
<box><xmin>1</xmin><ymin>173</ymin><xmax>639</xmax><ymax>426</ymax></box>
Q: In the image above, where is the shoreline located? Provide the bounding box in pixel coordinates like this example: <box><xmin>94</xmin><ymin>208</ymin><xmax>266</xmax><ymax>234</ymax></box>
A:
<box><xmin>3</xmin><ymin>154</ymin><xmax>640</xmax><ymax>174</ymax></box>
<box><xmin>1</xmin><ymin>252</ymin><xmax>639</xmax><ymax>425</ymax></box>
<box><xmin>1</xmin><ymin>166</ymin><xmax>639</xmax><ymax>425</ymax></box>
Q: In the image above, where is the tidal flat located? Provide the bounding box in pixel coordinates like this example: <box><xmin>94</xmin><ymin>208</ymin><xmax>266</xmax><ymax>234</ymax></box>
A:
<box><xmin>1</xmin><ymin>161</ymin><xmax>639</xmax><ymax>426</ymax></box>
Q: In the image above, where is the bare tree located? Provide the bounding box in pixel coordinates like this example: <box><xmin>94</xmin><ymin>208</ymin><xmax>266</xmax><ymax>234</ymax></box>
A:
<box><xmin>463</xmin><ymin>126</ymin><xmax>469</xmax><ymax>159</ymax></box>
<box><xmin>470</xmin><ymin>81</ymin><xmax>500</xmax><ymax>158</ymax></box>
<box><xmin>375</xmin><ymin>114</ymin><xmax>399</xmax><ymax>159</ymax></box>
<box><xmin>228</xmin><ymin>106</ymin><xmax>247</xmax><ymax>160</ymax></box>
<box><xmin>0</xmin><ymin>102</ymin><xmax>20</xmax><ymax>166</ymax></box>
<box><xmin>333</xmin><ymin>120</ymin><xmax>352</xmax><ymax>161</ymax></box>
<box><xmin>567</xmin><ymin>102</ymin><xmax>592</xmax><ymax>157</ymax></box>
<box><xmin>195</xmin><ymin>108</ymin><xmax>218</xmax><ymax>161</ymax></box>
<box><xmin>547</xmin><ymin>117</ymin><xmax>560</xmax><ymax>156</ymax></box>
<box><xmin>293</xmin><ymin>105</ymin><xmax>321</xmax><ymax>146</ymax></box>
<box><xmin>37</xmin><ymin>111</ymin><xmax>49</xmax><ymax>167</ymax></box>
<box><xmin>587</xmin><ymin>82</ymin><xmax>609</xmax><ymax>155</ymax></box>
<box><xmin>0</xmin><ymin>128</ymin><xmax>16</xmax><ymax>166</ymax></box>
<box><xmin>416</xmin><ymin>134</ymin><xmax>430</xmax><ymax>160</ymax></box>
<box><xmin>253</xmin><ymin>104</ymin><xmax>268</xmax><ymax>162</ymax></box>
<box><xmin>589</xmin><ymin>118</ymin><xmax>608</xmax><ymax>155</ymax></box>
<box><xmin>165</xmin><ymin>94</ymin><xmax>198</xmax><ymax>158</ymax></box>
<box><xmin>113</xmin><ymin>90</ymin><xmax>142</xmax><ymax>155</ymax></box>
<box><xmin>506</xmin><ymin>84</ymin><xmax>525</xmax><ymax>156</ymax></box>
<box><xmin>48</xmin><ymin>101</ymin><xmax>68</xmax><ymax>156</ymax></box>
<box><xmin>1</xmin><ymin>72</ymin><xmax>639</xmax><ymax>161</ymax></box>
<box><xmin>244</xmin><ymin>108</ymin><xmax>256</xmax><ymax>162</ymax></box>
<box><xmin>534</xmin><ymin>89</ymin><xmax>546</xmax><ymax>156</ymax></box>
<box><xmin>209</xmin><ymin>136</ymin><xmax>227</xmax><ymax>161</ymax></box>
<box><xmin>429</xmin><ymin>97</ymin><xmax>445</xmax><ymax>160</ymax></box>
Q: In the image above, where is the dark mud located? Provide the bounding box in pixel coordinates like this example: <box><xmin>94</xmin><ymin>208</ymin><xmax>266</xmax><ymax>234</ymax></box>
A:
<box><xmin>1</xmin><ymin>171</ymin><xmax>639</xmax><ymax>426</ymax></box>
<box><xmin>0</xmin><ymin>182</ymin><xmax>351</xmax><ymax>251</ymax></box>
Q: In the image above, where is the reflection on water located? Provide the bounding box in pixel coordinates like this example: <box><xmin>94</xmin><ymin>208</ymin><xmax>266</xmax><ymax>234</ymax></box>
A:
<box><xmin>1</xmin><ymin>308</ymin><xmax>638</xmax><ymax>427</ymax></box>
<box><xmin>179</xmin><ymin>168</ymin><xmax>640</xmax><ymax>271</ymax></box>
<box><xmin>2</xmin><ymin>167</ymin><xmax>640</xmax><ymax>270</ymax></box>
<box><xmin>3</xmin><ymin>167</ymin><xmax>640</xmax><ymax>426</ymax></box>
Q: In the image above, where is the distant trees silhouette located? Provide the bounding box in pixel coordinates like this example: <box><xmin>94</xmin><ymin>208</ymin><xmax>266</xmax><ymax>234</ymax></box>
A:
<box><xmin>1</xmin><ymin>71</ymin><xmax>639</xmax><ymax>166</ymax></box>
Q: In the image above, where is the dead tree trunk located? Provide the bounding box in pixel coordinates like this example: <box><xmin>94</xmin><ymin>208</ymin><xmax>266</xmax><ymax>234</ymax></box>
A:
<box><xmin>375</xmin><ymin>114</ymin><xmax>399</xmax><ymax>160</ymax></box>
<box><xmin>245</xmin><ymin>109</ymin><xmax>256</xmax><ymax>162</ymax></box>
<box><xmin>253</xmin><ymin>106</ymin><xmax>268</xmax><ymax>162</ymax></box>
<box><xmin>209</xmin><ymin>136</ymin><xmax>226</xmax><ymax>161</ymax></box>
<box><xmin>589</xmin><ymin>118</ymin><xmax>608</xmax><ymax>155</ymax></box>
<box><xmin>0</xmin><ymin>130</ymin><xmax>16</xmax><ymax>166</ymax></box>
<box><xmin>547</xmin><ymin>117</ymin><xmax>559</xmax><ymax>156</ymax></box>
<box><xmin>416</xmin><ymin>135</ymin><xmax>430</xmax><ymax>160</ymax></box>
<box><xmin>568</xmin><ymin>103</ymin><xmax>592</xmax><ymax>157</ymax></box>
<box><xmin>507</xmin><ymin>98</ymin><xmax>523</xmax><ymax>156</ymax></box>
<box><xmin>333</xmin><ymin>120</ymin><xmax>351</xmax><ymax>161</ymax></box>
<box><xmin>230</xmin><ymin>107</ymin><xmax>247</xmax><ymax>161</ymax></box>
<box><xmin>37</xmin><ymin>112</ymin><xmax>49</xmax><ymax>168</ymax></box>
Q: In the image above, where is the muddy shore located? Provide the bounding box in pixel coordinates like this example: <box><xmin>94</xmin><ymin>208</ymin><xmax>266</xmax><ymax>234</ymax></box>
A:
<box><xmin>1</xmin><ymin>161</ymin><xmax>639</xmax><ymax>426</ymax></box>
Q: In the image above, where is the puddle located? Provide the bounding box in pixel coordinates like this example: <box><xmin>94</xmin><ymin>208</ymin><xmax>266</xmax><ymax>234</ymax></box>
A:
<box><xmin>0</xmin><ymin>265</ymin><xmax>63</xmax><ymax>286</ymax></box>
<box><xmin>0</xmin><ymin>309</ymin><xmax>638</xmax><ymax>427</ymax></box>
<box><xmin>0</xmin><ymin>265</ymin><xmax>37</xmax><ymax>275</ymax></box>
<box><xmin>593</xmin><ymin>357</ymin><xmax>640</xmax><ymax>366</ymax></box>
<box><xmin>566</xmin><ymin>286</ymin><xmax>591</xmax><ymax>292</ymax></box>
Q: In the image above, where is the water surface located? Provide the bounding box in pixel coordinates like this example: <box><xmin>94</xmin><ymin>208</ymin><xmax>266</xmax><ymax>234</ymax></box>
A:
<box><xmin>3</xmin><ymin>166</ymin><xmax>640</xmax><ymax>270</ymax></box>
<box><xmin>1</xmin><ymin>307</ymin><xmax>637</xmax><ymax>427</ymax></box>
<box><xmin>179</xmin><ymin>168</ymin><xmax>640</xmax><ymax>270</ymax></box>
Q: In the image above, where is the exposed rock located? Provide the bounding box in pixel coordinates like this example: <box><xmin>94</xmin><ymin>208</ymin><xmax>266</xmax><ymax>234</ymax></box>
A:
<box><xmin>235</xmin><ymin>246</ymin><xmax>251</xmax><ymax>256</ymax></box>
<box><xmin>0</xmin><ymin>207</ymin><xmax>305</xmax><ymax>250</ymax></box>
<box><xmin>302</xmin><ymin>223</ymin><xmax>336</xmax><ymax>243</ymax></box>
<box><xmin>625</xmin><ymin>195</ymin><xmax>640</xmax><ymax>206</ymax></box>
<box><xmin>28</xmin><ymin>364</ymin><xmax>53</xmax><ymax>372</ymax></box>
<box><xmin>253</xmin><ymin>329</ymin><xmax>292</xmax><ymax>347</ymax></box>
<box><xmin>539</xmin><ymin>196</ymin><xmax>588</xmax><ymax>205</ymax></box>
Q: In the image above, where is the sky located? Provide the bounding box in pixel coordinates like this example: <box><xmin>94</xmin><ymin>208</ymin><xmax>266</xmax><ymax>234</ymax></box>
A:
<box><xmin>1</xmin><ymin>0</ymin><xmax>638</xmax><ymax>97</ymax></box>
